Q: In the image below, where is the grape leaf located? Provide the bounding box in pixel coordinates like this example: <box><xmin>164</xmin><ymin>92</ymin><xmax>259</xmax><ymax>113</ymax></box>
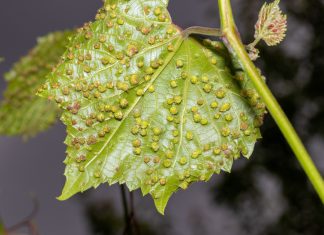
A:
<box><xmin>0</xmin><ymin>31</ymin><xmax>73</xmax><ymax>138</ymax></box>
<box><xmin>38</xmin><ymin>0</ymin><xmax>266</xmax><ymax>214</ymax></box>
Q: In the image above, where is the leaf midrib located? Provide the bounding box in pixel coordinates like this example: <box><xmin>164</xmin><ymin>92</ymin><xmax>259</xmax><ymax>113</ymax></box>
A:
<box><xmin>172</xmin><ymin>40</ymin><xmax>191</xmax><ymax>168</ymax></box>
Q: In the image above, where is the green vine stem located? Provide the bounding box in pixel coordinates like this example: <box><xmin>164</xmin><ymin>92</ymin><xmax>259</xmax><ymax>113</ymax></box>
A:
<box><xmin>217</xmin><ymin>0</ymin><xmax>324</xmax><ymax>203</ymax></box>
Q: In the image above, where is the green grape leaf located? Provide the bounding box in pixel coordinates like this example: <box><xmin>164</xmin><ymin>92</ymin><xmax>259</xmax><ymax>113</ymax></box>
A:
<box><xmin>38</xmin><ymin>0</ymin><xmax>266</xmax><ymax>214</ymax></box>
<box><xmin>0</xmin><ymin>31</ymin><xmax>73</xmax><ymax>138</ymax></box>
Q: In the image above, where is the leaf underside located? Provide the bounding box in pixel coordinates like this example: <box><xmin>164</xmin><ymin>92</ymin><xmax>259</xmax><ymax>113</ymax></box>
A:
<box><xmin>38</xmin><ymin>0</ymin><xmax>266</xmax><ymax>214</ymax></box>
<box><xmin>0</xmin><ymin>31</ymin><xmax>73</xmax><ymax>138</ymax></box>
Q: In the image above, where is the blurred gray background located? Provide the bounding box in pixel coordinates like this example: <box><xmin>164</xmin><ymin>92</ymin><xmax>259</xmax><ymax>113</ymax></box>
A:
<box><xmin>0</xmin><ymin>0</ymin><xmax>324</xmax><ymax>235</ymax></box>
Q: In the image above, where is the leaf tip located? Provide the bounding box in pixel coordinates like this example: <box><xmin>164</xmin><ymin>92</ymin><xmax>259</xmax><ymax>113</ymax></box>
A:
<box><xmin>154</xmin><ymin>201</ymin><xmax>167</xmax><ymax>215</ymax></box>
<box><xmin>57</xmin><ymin>189</ymin><xmax>73</xmax><ymax>201</ymax></box>
<box><xmin>153</xmin><ymin>191</ymin><xmax>174</xmax><ymax>215</ymax></box>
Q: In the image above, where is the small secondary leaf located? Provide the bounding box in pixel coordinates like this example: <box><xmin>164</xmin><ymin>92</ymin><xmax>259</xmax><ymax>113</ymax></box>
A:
<box><xmin>0</xmin><ymin>31</ymin><xmax>73</xmax><ymax>138</ymax></box>
<box><xmin>254</xmin><ymin>0</ymin><xmax>287</xmax><ymax>46</ymax></box>
<box><xmin>38</xmin><ymin>0</ymin><xmax>266</xmax><ymax>214</ymax></box>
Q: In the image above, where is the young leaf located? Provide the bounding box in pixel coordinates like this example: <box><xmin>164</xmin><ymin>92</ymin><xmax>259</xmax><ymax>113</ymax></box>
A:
<box><xmin>254</xmin><ymin>0</ymin><xmax>287</xmax><ymax>46</ymax></box>
<box><xmin>38</xmin><ymin>0</ymin><xmax>266</xmax><ymax>214</ymax></box>
<box><xmin>0</xmin><ymin>31</ymin><xmax>73</xmax><ymax>138</ymax></box>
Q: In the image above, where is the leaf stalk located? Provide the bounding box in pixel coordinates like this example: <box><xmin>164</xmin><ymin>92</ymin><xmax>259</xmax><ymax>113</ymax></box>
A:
<box><xmin>182</xmin><ymin>26</ymin><xmax>222</xmax><ymax>38</ymax></box>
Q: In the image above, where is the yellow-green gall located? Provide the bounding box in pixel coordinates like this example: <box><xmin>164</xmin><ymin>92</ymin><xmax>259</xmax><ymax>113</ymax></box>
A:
<box><xmin>179</xmin><ymin>157</ymin><xmax>187</xmax><ymax>165</ymax></box>
<box><xmin>154</xmin><ymin>7</ymin><xmax>162</xmax><ymax>16</ymax></box>
<box><xmin>169</xmin><ymin>106</ymin><xmax>178</xmax><ymax>115</ymax></box>
<box><xmin>203</xmin><ymin>144</ymin><xmax>211</xmax><ymax>151</ymax></box>
<box><xmin>117</xmin><ymin>18</ymin><xmax>124</xmax><ymax>25</ymax></box>
<box><xmin>191</xmin><ymin>150</ymin><xmax>201</xmax><ymax>159</ymax></box>
<box><xmin>78</xmin><ymin>165</ymin><xmax>85</xmax><ymax>172</ymax></box>
<box><xmin>203</xmin><ymin>84</ymin><xmax>212</xmax><ymax>93</ymax></box>
<box><xmin>167</xmin><ymin>44</ymin><xmax>174</xmax><ymax>52</ymax></box>
<box><xmin>225</xmin><ymin>114</ymin><xmax>233</xmax><ymax>122</ymax></box>
<box><xmin>197</xmin><ymin>99</ymin><xmax>204</xmax><ymax>106</ymax></box>
<box><xmin>160</xmin><ymin>178</ymin><xmax>166</xmax><ymax>186</ymax></box>
<box><xmin>96</xmin><ymin>113</ymin><xmax>105</xmax><ymax>122</ymax></box>
<box><xmin>140</xmin><ymin>129</ymin><xmax>147</xmax><ymax>136</ymax></box>
<box><xmin>119</xmin><ymin>98</ymin><xmax>129</xmax><ymax>108</ymax></box>
<box><xmin>167</xmin><ymin>115</ymin><xmax>174</xmax><ymax>122</ymax></box>
<box><xmin>172</xmin><ymin>130</ymin><xmax>179</xmax><ymax>137</ymax></box>
<box><xmin>215</xmin><ymin>88</ymin><xmax>226</xmax><ymax>99</ymax></box>
<box><xmin>130</xmin><ymin>74</ymin><xmax>139</xmax><ymax>85</ymax></box>
<box><xmin>193</xmin><ymin>113</ymin><xmax>202</xmax><ymax>123</ymax></box>
<box><xmin>132</xmin><ymin>139</ymin><xmax>141</xmax><ymax>147</ymax></box>
<box><xmin>221</xmin><ymin>127</ymin><xmax>231</xmax><ymax>137</ymax></box>
<box><xmin>179</xmin><ymin>182</ymin><xmax>188</xmax><ymax>189</ymax></box>
<box><xmin>84</xmin><ymin>65</ymin><xmax>91</xmax><ymax>73</ymax></box>
<box><xmin>145</xmin><ymin>67</ymin><xmax>154</xmax><ymax>75</ymax></box>
<box><xmin>117</xmin><ymin>82</ymin><xmax>129</xmax><ymax>91</ymax></box>
<box><xmin>210</xmin><ymin>101</ymin><xmax>218</xmax><ymax>109</ymax></box>
<box><xmin>114</xmin><ymin>110</ymin><xmax>123</xmax><ymax>120</ymax></box>
<box><xmin>213</xmin><ymin>148</ymin><xmax>221</xmax><ymax>155</ymax></box>
<box><xmin>214</xmin><ymin>113</ymin><xmax>221</xmax><ymax>119</ymax></box>
<box><xmin>244</xmin><ymin>129</ymin><xmax>251</xmax><ymax>136</ymax></box>
<box><xmin>136</xmin><ymin>89</ymin><xmax>144</xmax><ymax>96</ymax></box>
<box><xmin>211</xmin><ymin>57</ymin><xmax>217</xmax><ymax>65</ymax></box>
<box><xmin>176</xmin><ymin>59</ymin><xmax>184</xmax><ymax>68</ymax></box>
<box><xmin>167</xmin><ymin>98</ymin><xmax>174</xmax><ymax>105</ymax></box>
<box><xmin>201</xmin><ymin>76</ymin><xmax>209</xmax><ymax>83</ymax></box>
<box><xmin>166</xmin><ymin>27</ymin><xmax>174</xmax><ymax>34</ymax></box>
<box><xmin>137</xmin><ymin>60</ymin><xmax>144</xmax><ymax>68</ymax></box>
<box><xmin>174</xmin><ymin>95</ymin><xmax>182</xmax><ymax>104</ymax></box>
<box><xmin>151</xmin><ymin>142</ymin><xmax>159</xmax><ymax>152</ymax></box>
<box><xmin>166</xmin><ymin>151</ymin><xmax>174</xmax><ymax>159</ymax></box>
<box><xmin>170</xmin><ymin>80</ymin><xmax>177</xmax><ymax>88</ymax></box>
<box><xmin>200</xmin><ymin>175</ymin><xmax>207</xmax><ymax>181</ymax></box>
<box><xmin>200</xmin><ymin>118</ymin><xmax>208</xmax><ymax>125</ymax></box>
<box><xmin>220</xmin><ymin>103</ymin><xmax>231</xmax><ymax>112</ymax></box>
<box><xmin>150</xmin><ymin>60</ymin><xmax>160</xmax><ymax>69</ymax></box>
<box><xmin>148</xmin><ymin>85</ymin><xmax>155</xmax><ymax>93</ymax></box>
<box><xmin>152</xmin><ymin>135</ymin><xmax>160</xmax><ymax>142</ymax></box>
<box><xmin>103</xmin><ymin>125</ymin><xmax>111</xmax><ymax>133</ymax></box>
<box><xmin>98</xmin><ymin>85</ymin><xmax>107</xmax><ymax>93</ymax></box>
<box><xmin>186</xmin><ymin>131</ymin><xmax>193</xmax><ymax>141</ymax></box>
<box><xmin>190</xmin><ymin>76</ymin><xmax>198</xmax><ymax>84</ymax></box>
<box><xmin>178</xmin><ymin>72</ymin><xmax>187</xmax><ymax>81</ymax></box>
<box><xmin>163</xmin><ymin>159</ymin><xmax>172</xmax><ymax>168</ymax></box>
<box><xmin>191</xmin><ymin>106</ymin><xmax>198</xmax><ymax>113</ymax></box>
<box><xmin>133</xmin><ymin>147</ymin><xmax>141</xmax><ymax>155</ymax></box>
<box><xmin>144</xmin><ymin>75</ymin><xmax>151</xmax><ymax>81</ymax></box>
<box><xmin>153</xmin><ymin>156</ymin><xmax>160</xmax><ymax>164</ymax></box>
<box><xmin>111</xmin><ymin>105</ymin><xmax>118</xmax><ymax>113</ymax></box>
<box><xmin>144</xmin><ymin>156</ymin><xmax>151</xmax><ymax>164</ymax></box>
<box><xmin>62</xmin><ymin>87</ymin><xmax>70</xmax><ymax>96</ymax></box>
<box><xmin>153</xmin><ymin>127</ymin><xmax>162</xmax><ymax>135</ymax></box>
<box><xmin>140</xmin><ymin>120</ymin><xmax>149</xmax><ymax>129</ymax></box>
<box><xmin>133</xmin><ymin>109</ymin><xmax>141</xmax><ymax>118</ymax></box>
<box><xmin>86</xmin><ymin>119</ymin><xmax>93</xmax><ymax>127</ymax></box>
